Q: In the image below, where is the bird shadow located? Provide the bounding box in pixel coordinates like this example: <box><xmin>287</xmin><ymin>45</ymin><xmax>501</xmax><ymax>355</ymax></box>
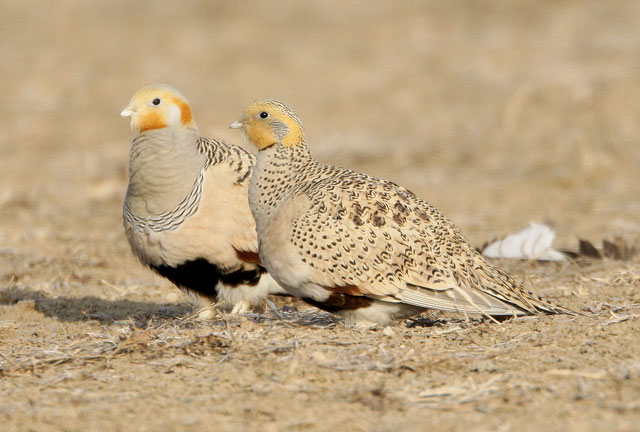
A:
<box><xmin>0</xmin><ymin>286</ymin><xmax>194</xmax><ymax>324</ymax></box>
<box><xmin>404</xmin><ymin>317</ymin><xmax>449</xmax><ymax>328</ymax></box>
<box><xmin>0</xmin><ymin>287</ymin><xmax>496</xmax><ymax>330</ymax></box>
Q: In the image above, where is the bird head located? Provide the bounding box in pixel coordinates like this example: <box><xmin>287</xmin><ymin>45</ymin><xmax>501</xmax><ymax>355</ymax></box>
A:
<box><xmin>121</xmin><ymin>84</ymin><xmax>196</xmax><ymax>133</ymax></box>
<box><xmin>230</xmin><ymin>99</ymin><xmax>305</xmax><ymax>150</ymax></box>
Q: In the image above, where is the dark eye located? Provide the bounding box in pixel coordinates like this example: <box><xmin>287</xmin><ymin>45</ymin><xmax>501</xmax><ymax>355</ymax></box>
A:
<box><xmin>152</xmin><ymin>98</ymin><xmax>161</xmax><ymax>106</ymax></box>
<box><xmin>259</xmin><ymin>111</ymin><xmax>269</xmax><ymax>119</ymax></box>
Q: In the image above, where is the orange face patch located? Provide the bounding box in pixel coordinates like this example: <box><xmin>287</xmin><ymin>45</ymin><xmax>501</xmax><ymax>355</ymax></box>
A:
<box><xmin>241</xmin><ymin>102</ymin><xmax>305</xmax><ymax>150</ymax></box>
<box><xmin>170</xmin><ymin>96</ymin><xmax>194</xmax><ymax>127</ymax></box>
<box><xmin>280</xmin><ymin>119</ymin><xmax>304</xmax><ymax>148</ymax></box>
<box><xmin>137</xmin><ymin>111</ymin><xmax>168</xmax><ymax>132</ymax></box>
<box><xmin>246</xmin><ymin>122</ymin><xmax>278</xmax><ymax>150</ymax></box>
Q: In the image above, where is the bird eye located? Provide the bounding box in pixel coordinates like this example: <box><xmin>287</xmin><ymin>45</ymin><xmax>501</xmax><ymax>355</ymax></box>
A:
<box><xmin>152</xmin><ymin>98</ymin><xmax>161</xmax><ymax>106</ymax></box>
<box><xmin>259</xmin><ymin>111</ymin><xmax>269</xmax><ymax>119</ymax></box>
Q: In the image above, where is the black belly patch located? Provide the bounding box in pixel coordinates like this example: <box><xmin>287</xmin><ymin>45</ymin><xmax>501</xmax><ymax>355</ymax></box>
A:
<box><xmin>151</xmin><ymin>258</ymin><xmax>265</xmax><ymax>300</ymax></box>
<box><xmin>302</xmin><ymin>293</ymin><xmax>373</xmax><ymax>313</ymax></box>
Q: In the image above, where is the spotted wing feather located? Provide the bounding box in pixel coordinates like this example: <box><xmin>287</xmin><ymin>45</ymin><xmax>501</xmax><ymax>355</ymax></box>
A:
<box><xmin>287</xmin><ymin>165</ymin><xmax>568</xmax><ymax>316</ymax></box>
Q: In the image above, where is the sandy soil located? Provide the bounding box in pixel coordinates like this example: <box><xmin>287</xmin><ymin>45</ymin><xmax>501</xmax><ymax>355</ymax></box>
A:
<box><xmin>1</xmin><ymin>1</ymin><xmax>639</xmax><ymax>431</ymax></box>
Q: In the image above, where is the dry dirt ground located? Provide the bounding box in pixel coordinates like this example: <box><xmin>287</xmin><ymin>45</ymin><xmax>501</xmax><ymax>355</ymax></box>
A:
<box><xmin>1</xmin><ymin>1</ymin><xmax>639</xmax><ymax>431</ymax></box>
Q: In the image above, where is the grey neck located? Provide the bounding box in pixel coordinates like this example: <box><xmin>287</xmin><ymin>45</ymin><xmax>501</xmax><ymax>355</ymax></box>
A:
<box><xmin>125</xmin><ymin>126</ymin><xmax>206</xmax><ymax>224</ymax></box>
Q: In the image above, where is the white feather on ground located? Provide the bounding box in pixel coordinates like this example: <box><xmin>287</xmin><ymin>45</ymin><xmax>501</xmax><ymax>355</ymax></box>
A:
<box><xmin>482</xmin><ymin>223</ymin><xmax>566</xmax><ymax>261</ymax></box>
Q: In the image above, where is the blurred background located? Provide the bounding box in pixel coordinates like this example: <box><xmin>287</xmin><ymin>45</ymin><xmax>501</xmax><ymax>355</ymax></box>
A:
<box><xmin>1</xmin><ymin>0</ymin><xmax>639</xmax><ymax>269</ymax></box>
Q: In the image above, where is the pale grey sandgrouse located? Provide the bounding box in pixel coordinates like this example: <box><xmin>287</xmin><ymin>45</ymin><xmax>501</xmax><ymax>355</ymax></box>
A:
<box><xmin>230</xmin><ymin>99</ymin><xmax>573</xmax><ymax>325</ymax></box>
<box><xmin>121</xmin><ymin>85</ymin><xmax>285</xmax><ymax>314</ymax></box>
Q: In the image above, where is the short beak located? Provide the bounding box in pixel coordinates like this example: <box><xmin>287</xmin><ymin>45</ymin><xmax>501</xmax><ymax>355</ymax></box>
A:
<box><xmin>229</xmin><ymin>115</ymin><xmax>246</xmax><ymax>129</ymax></box>
<box><xmin>120</xmin><ymin>107</ymin><xmax>134</xmax><ymax>117</ymax></box>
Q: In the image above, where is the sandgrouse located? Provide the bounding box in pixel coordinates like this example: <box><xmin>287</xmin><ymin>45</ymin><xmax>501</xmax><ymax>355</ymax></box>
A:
<box><xmin>121</xmin><ymin>85</ymin><xmax>284</xmax><ymax>314</ymax></box>
<box><xmin>230</xmin><ymin>99</ymin><xmax>572</xmax><ymax>325</ymax></box>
